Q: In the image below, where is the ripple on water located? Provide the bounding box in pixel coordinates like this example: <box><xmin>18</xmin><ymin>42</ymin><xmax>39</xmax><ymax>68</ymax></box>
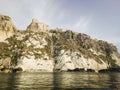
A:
<box><xmin>0</xmin><ymin>72</ymin><xmax>120</xmax><ymax>89</ymax></box>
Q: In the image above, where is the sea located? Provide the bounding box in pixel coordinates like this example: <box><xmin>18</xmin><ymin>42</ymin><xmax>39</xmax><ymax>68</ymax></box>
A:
<box><xmin>0</xmin><ymin>72</ymin><xmax>120</xmax><ymax>90</ymax></box>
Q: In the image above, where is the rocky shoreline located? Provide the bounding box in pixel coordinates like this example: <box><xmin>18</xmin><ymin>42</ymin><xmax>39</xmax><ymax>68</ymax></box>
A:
<box><xmin>65</xmin><ymin>68</ymin><xmax>120</xmax><ymax>73</ymax></box>
<box><xmin>0</xmin><ymin>67</ymin><xmax>23</xmax><ymax>73</ymax></box>
<box><xmin>0</xmin><ymin>67</ymin><xmax>120</xmax><ymax>73</ymax></box>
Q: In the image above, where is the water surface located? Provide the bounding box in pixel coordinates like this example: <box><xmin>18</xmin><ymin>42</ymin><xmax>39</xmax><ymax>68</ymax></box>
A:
<box><xmin>0</xmin><ymin>72</ymin><xmax>120</xmax><ymax>90</ymax></box>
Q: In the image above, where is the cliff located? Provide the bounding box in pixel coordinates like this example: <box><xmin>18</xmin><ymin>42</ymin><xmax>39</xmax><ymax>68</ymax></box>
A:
<box><xmin>0</xmin><ymin>15</ymin><xmax>120</xmax><ymax>73</ymax></box>
<box><xmin>0</xmin><ymin>15</ymin><xmax>17</xmax><ymax>41</ymax></box>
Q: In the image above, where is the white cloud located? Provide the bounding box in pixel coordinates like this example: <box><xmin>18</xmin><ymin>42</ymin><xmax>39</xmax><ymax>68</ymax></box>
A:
<box><xmin>0</xmin><ymin>0</ymin><xmax>58</xmax><ymax>29</ymax></box>
<box><xmin>57</xmin><ymin>11</ymin><xmax>66</xmax><ymax>21</ymax></box>
<box><xmin>74</xmin><ymin>16</ymin><xmax>92</xmax><ymax>33</ymax></box>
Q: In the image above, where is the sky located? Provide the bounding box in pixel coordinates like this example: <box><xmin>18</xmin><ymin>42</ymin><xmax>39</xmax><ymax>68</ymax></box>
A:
<box><xmin>0</xmin><ymin>0</ymin><xmax>120</xmax><ymax>52</ymax></box>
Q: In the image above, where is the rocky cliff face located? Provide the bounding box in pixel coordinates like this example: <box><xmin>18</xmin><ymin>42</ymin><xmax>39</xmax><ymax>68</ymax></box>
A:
<box><xmin>0</xmin><ymin>15</ymin><xmax>120</xmax><ymax>72</ymax></box>
<box><xmin>0</xmin><ymin>15</ymin><xmax>17</xmax><ymax>41</ymax></box>
<box><xmin>52</xmin><ymin>30</ymin><xmax>120</xmax><ymax>72</ymax></box>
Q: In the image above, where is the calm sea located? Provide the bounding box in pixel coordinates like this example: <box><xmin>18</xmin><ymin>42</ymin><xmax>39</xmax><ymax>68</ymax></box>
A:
<box><xmin>0</xmin><ymin>72</ymin><xmax>120</xmax><ymax>90</ymax></box>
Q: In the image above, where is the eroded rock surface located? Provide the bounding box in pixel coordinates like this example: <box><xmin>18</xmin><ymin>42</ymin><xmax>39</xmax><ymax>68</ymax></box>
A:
<box><xmin>0</xmin><ymin>14</ymin><xmax>120</xmax><ymax>72</ymax></box>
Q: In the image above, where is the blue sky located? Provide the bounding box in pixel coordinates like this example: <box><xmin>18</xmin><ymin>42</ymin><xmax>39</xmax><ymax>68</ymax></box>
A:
<box><xmin>0</xmin><ymin>0</ymin><xmax>120</xmax><ymax>52</ymax></box>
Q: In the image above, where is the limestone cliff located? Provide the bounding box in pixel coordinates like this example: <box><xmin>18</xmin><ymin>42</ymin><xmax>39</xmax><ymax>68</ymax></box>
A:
<box><xmin>0</xmin><ymin>15</ymin><xmax>120</xmax><ymax>72</ymax></box>
<box><xmin>27</xmin><ymin>19</ymin><xmax>49</xmax><ymax>32</ymax></box>
<box><xmin>51</xmin><ymin>29</ymin><xmax>120</xmax><ymax>72</ymax></box>
<box><xmin>0</xmin><ymin>15</ymin><xmax>17</xmax><ymax>41</ymax></box>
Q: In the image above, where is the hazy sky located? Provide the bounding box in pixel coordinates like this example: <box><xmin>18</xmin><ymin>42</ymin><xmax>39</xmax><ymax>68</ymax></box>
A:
<box><xmin>0</xmin><ymin>0</ymin><xmax>120</xmax><ymax>52</ymax></box>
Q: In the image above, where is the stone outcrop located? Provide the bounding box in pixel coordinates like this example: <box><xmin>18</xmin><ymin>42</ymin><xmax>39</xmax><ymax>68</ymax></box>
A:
<box><xmin>27</xmin><ymin>19</ymin><xmax>49</xmax><ymax>32</ymax></box>
<box><xmin>0</xmin><ymin>57</ymin><xmax>11</xmax><ymax>68</ymax></box>
<box><xmin>0</xmin><ymin>15</ymin><xmax>120</xmax><ymax>73</ymax></box>
<box><xmin>0</xmin><ymin>15</ymin><xmax>17</xmax><ymax>41</ymax></box>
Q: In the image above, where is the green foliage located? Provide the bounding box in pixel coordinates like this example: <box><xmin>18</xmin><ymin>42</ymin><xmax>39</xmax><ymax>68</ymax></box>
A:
<box><xmin>98</xmin><ymin>54</ymin><xmax>118</xmax><ymax>67</ymax></box>
<box><xmin>23</xmin><ymin>34</ymin><xmax>29</xmax><ymax>41</ymax></box>
<box><xmin>0</xmin><ymin>35</ymin><xmax>27</xmax><ymax>65</ymax></box>
<box><xmin>0</xmin><ymin>42</ymin><xmax>10</xmax><ymax>59</ymax></box>
<box><xmin>98</xmin><ymin>55</ymin><xmax>108</xmax><ymax>62</ymax></box>
<box><xmin>34</xmin><ymin>52</ymin><xmax>42</xmax><ymax>59</ymax></box>
<box><xmin>56</xmin><ymin>39</ymin><xmax>78</xmax><ymax>51</ymax></box>
<box><xmin>45</xmin><ymin>37</ymin><xmax>52</xmax><ymax>59</ymax></box>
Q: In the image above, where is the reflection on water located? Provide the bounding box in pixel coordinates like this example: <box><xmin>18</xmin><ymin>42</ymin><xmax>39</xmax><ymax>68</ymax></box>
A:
<box><xmin>0</xmin><ymin>72</ymin><xmax>120</xmax><ymax>89</ymax></box>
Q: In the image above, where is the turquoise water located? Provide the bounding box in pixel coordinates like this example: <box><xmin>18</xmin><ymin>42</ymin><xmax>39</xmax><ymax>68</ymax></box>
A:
<box><xmin>0</xmin><ymin>72</ymin><xmax>120</xmax><ymax>90</ymax></box>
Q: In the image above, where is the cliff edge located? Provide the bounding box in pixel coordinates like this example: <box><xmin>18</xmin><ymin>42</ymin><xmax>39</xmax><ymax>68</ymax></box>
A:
<box><xmin>0</xmin><ymin>15</ymin><xmax>120</xmax><ymax>73</ymax></box>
